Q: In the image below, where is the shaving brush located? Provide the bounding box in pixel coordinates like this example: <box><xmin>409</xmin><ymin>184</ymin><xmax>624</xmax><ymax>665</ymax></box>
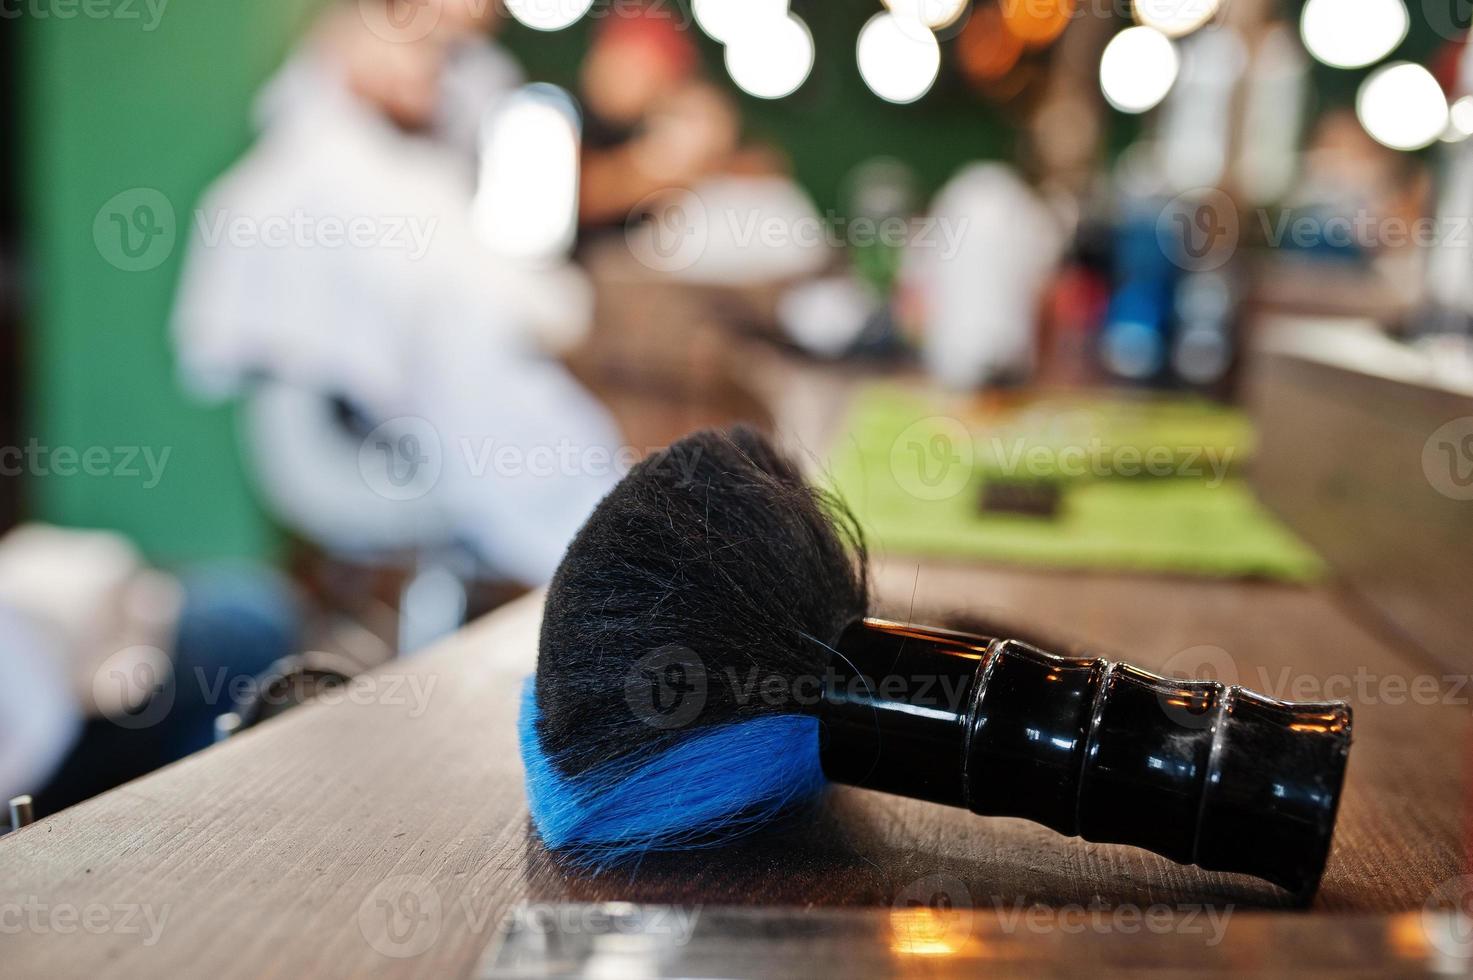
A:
<box><xmin>523</xmin><ymin>427</ymin><xmax>1352</xmax><ymax>898</ymax></box>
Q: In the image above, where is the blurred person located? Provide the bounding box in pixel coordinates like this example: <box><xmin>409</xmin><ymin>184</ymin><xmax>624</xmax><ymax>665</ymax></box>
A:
<box><xmin>1275</xmin><ymin>109</ymin><xmax>1429</xmax><ymax>316</ymax></box>
<box><xmin>0</xmin><ymin>606</ymin><xmax>78</xmax><ymax>808</ymax></box>
<box><xmin>901</xmin><ymin>163</ymin><xmax>1065</xmax><ymax>389</ymax></box>
<box><xmin>173</xmin><ymin>0</ymin><xmax>624</xmax><ymax>586</ymax></box>
<box><xmin>576</xmin><ymin>6</ymin><xmax>741</xmax><ymax>227</ymax></box>
<box><xmin>1421</xmin><ymin>36</ymin><xmax>1473</xmax><ymax>335</ymax></box>
<box><xmin>0</xmin><ymin>525</ymin><xmax>299</xmax><ymax>812</ymax></box>
<box><xmin>574</xmin><ymin>3</ymin><xmax>834</xmax><ymax>285</ymax></box>
<box><xmin>430</xmin><ymin>0</ymin><xmax>526</xmax><ymax>159</ymax></box>
<box><xmin>1289</xmin><ymin>109</ymin><xmax>1419</xmax><ymax>252</ymax></box>
<box><xmin>258</xmin><ymin>0</ymin><xmax>523</xmax><ymax>162</ymax></box>
<box><xmin>564</xmin><ymin>2</ymin><xmax>831</xmax><ymax>435</ymax></box>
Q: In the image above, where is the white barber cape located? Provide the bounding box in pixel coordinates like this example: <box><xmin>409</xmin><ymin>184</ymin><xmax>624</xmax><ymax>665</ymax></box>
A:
<box><xmin>172</xmin><ymin>49</ymin><xmax>620</xmax><ymax>584</ymax></box>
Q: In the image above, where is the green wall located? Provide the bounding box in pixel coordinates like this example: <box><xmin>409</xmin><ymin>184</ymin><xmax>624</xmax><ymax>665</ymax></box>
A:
<box><xmin>21</xmin><ymin>0</ymin><xmax>317</xmax><ymax>562</ymax></box>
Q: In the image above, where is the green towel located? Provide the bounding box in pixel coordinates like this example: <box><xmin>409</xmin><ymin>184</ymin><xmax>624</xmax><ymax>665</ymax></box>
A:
<box><xmin>973</xmin><ymin>395</ymin><xmax>1251</xmax><ymax>485</ymax></box>
<box><xmin>821</xmin><ymin>386</ymin><xmax>1323</xmax><ymax>582</ymax></box>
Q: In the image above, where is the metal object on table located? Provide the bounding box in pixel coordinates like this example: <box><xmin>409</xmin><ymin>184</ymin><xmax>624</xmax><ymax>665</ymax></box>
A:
<box><xmin>479</xmin><ymin>902</ymin><xmax>1468</xmax><ymax>978</ymax></box>
<box><xmin>230</xmin><ymin>651</ymin><xmax>359</xmax><ymax>731</ymax></box>
<box><xmin>9</xmin><ymin>794</ymin><xmax>33</xmax><ymax>831</ymax></box>
<box><xmin>213</xmin><ymin>712</ymin><xmax>242</xmax><ymax>743</ymax></box>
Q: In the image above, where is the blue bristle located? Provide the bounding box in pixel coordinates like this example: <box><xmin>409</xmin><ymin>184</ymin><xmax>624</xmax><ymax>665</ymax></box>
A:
<box><xmin>519</xmin><ymin>679</ymin><xmax>825</xmax><ymax>862</ymax></box>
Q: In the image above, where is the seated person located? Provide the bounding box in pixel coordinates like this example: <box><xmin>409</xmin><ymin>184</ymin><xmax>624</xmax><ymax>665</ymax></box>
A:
<box><xmin>172</xmin><ymin>0</ymin><xmax>623</xmax><ymax>586</ymax></box>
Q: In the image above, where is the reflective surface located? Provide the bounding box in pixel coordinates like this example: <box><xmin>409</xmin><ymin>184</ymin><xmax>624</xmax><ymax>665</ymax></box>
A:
<box><xmin>481</xmin><ymin>903</ymin><xmax>1464</xmax><ymax>978</ymax></box>
<box><xmin>819</xmin><ymin>619</ymin><xmax>987</xmax><ymax>806</ymax></box>
<box><xmin>821</xmin><ymin>619</ymin><xmax>1353</xmax><ymax>898</ymax></box>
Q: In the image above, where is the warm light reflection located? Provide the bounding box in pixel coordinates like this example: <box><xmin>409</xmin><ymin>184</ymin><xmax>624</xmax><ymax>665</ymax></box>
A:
<box><xmin>999</xmin><ymin>0</ymin><xmax>1073</xmax><ymax>46</ymax></box>
<box><xmin>1099</xmin><ymin>26</ymin><xmax>1179</xmax><ymax>113</ymax></box>
<box><xmin>889</xmin><ymin>907</ymin><xmax>973</xmax><ymax>957</ymax></box>
<box><xmin>724</xmin><ymin>13</ymin><xmax>815</xmax><ymax>99</ymax></box>
<box><xmin>1299</xmin><ymin>0</ymin><xmax>1408</xmax><ymax>69</ymax></box>
<box><xmin>958</xmin><ymin>4</ymin><xmax>1024</xmax><ymax>83</ymax></box>
<box><xmin>858</xmin><ymin>12</ymin><xmax>942</xmax><ymax>104</ymax></box>
<box><xmin>1356</xmin><ymin>62</ymin><xmax>1448</xmax><ymax>151</ymax></box>
<box><xmin>1388</xmin><ymin>912</ymin><xmax>1430</xmax><ymax>961</ymax></box>
<box><xmin>860</xmin><ymin>619</ymin><xmax>990</xmax><ymax>657</ymax></box>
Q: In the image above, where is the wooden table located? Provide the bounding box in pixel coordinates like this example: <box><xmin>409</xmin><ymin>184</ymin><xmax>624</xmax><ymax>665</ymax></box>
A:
<box><xmin>4</xmin><ymin>553</ymin><xmax>1468</xmax><ymax>978</ymax></box>
<box><xmin>6</xmin><ymin>340</ymin><xmax>1471</xmax><ymax>976</ymax></box>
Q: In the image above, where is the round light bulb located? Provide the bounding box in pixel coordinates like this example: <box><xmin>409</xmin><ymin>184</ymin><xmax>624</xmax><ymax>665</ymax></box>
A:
<box><xmin>885</xmin><ymin>0</ymin><xmax>970</xmax><ymax>30</ymax></box>
<box><xmin>725</xmin><ymin>13</ymin><xmax>815</xmax><ymax>100</ymax></box>
<box><xmin>1134</xmin><ymin>0</ymin><xmax>1221</xmax><ymax>37</ymax></box>
<box><xmin>1356</xmin><ymin>62</ymin><xmax>1448</xmax><ymax>151</ymax></box>
<box><xmin>503</xmin><ymin>0</ymin><xmax>594</xmax><ymax>32</ymax></box>
<box><xmin>1300</xmin><ymin>0</ymin><xmax>1408</xmax><ymax>70</ymax></box>
<box><xmin>857</xmin><ymin>12</ymin><xmax>943</xmax><ymax>105</ymax></box>
<box><xmin>694</xmin><ymin>0</ymin><xmax>788</xmax><ymax>43</ymax></box>
<box><xmin>1099</xmin><ymin>26</ymin><xmax>1179</xmax><ymax>114</ymax></box>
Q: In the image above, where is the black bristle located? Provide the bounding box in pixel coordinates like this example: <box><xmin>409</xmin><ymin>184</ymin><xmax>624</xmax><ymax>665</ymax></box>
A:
<box><xmin>535</xmin><ymin>425</ymin><xmax>869</xmax><ymax>777</ymax></box>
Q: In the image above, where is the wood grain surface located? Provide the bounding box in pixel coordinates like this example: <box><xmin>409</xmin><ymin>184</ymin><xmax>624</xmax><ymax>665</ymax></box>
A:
<box><xmin>1247</xmin><ymin>326</ymin><xmax>1473</xmax><ymax>676</ymax></box>
<box><xmin>4</xmin><ymin>556</ymin><xmax>1467</xmax><ymax>978</ymax></box>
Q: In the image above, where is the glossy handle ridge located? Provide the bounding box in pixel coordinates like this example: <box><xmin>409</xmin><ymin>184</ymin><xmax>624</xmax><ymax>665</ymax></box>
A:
<box><xmin>962</xmin><ymin>639</ymin><xmax>1353</xmax><ymax>897</ymax></box>
<box><xmin>820</xmin><ymin>620</ymin><xmax>1353</xmax><ymax>898</ymax></box>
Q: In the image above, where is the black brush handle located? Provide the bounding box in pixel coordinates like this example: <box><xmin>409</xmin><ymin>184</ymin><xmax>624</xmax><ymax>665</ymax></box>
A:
<box><xmin>819</xmin><ymin>619</ymin><xmax>1352</xmax><ymax>899</ymax></box>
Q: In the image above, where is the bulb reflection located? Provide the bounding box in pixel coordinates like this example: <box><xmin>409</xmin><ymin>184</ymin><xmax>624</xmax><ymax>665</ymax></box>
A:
<box><xmin>473</xmin><ymin>85</ymin><xmax>580</xmax><ymax>261</ymax></box>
